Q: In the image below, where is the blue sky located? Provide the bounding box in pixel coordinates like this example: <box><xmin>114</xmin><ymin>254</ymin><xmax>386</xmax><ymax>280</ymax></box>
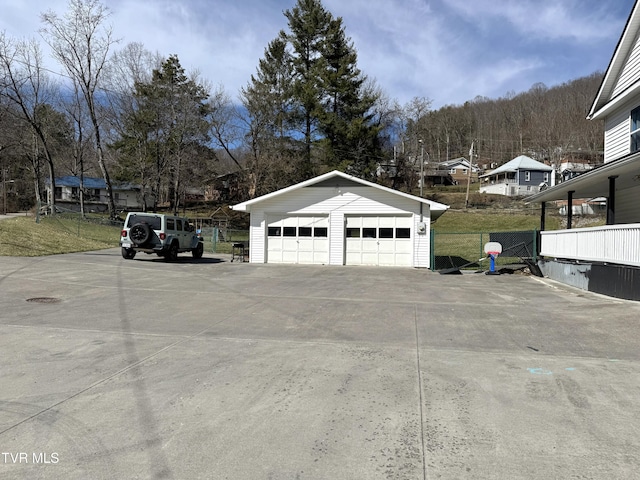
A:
<box><xmin>0</xmin><ymin>0</ymin><xmax>635</xmax><ymax>108</ymax></box>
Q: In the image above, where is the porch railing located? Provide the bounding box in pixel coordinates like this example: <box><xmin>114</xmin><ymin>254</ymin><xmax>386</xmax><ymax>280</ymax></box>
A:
<box><xmin>540</xmin><ymin>223</ymin><xmax>640</xmax><ymax>267</ymax></box>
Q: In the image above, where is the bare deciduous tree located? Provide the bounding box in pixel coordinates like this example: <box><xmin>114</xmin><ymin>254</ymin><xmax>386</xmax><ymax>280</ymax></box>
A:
<box><xmin>40</xmin><ymin>0</ymin><xmax>119</xmax><ymax>219</ymax></box>
<box><xmin>0</xmin><ymin>33</ymin><xmax>60</xmax><ymax>213</ymax></box>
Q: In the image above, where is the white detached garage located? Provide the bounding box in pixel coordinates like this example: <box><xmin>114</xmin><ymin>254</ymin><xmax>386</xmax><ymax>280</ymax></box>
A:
<box><xmin>231</xmin><ymin>170</ymin><xmax>449</xmax><ymax>268</ymax></box>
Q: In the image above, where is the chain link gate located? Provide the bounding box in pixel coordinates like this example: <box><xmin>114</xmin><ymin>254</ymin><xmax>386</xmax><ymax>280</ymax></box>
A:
<box><xmin>431</xmin><ymin>230</ymin><xmax>537</xmax><ymax>272</ymax></box>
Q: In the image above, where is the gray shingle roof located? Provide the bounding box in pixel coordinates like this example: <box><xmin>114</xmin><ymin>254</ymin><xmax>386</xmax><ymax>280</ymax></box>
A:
<box><xmin>480</xmin><ymin>155</ymin><xmax>552</xmax><ymax>177</ymax></box>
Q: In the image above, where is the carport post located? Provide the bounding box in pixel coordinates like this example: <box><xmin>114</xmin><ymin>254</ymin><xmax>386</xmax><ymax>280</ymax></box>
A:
<box><xmin>607</xmin><ymin>175</ymin><xmax>617</xmax><ymax>225</ymax></box>
<box><xmin>567</xmin><ymin>191</ymin><xmax>574</xmax><ymax>229</ymax></box>
<box><xmin>539</xmin><ymin>202</ymin><xmax>546</xmax><ymax>231</ymax></box>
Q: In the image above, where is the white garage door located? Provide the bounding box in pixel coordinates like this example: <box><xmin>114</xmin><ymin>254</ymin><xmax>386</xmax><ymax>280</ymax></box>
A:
<box><xmin>345</xmin><ymin>216</ymin><xmax>412</xmax><ymax>266</ymax></box>
<box><xmin>267</xmin><ymin>215</ymin><xmax>329</xmax><ymax>264</ymax></box>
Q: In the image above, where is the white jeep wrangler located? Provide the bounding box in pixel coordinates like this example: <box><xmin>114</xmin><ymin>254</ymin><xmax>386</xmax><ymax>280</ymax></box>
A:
<box><xmin>120</xmin><ymin>212</ymin><xmax>204</xmax><ymax>261</ymax></box>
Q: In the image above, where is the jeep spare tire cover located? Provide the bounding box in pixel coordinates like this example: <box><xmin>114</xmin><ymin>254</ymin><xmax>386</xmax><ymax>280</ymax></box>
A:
<box><xmin>130</xmin><ymin>222</ymin><xmax>151</xmax><ymax>245</ymax></box>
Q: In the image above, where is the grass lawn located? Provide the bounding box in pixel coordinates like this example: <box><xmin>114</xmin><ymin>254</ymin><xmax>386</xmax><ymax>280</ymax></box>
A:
<box><xmin>0</xmin><ymin>207</ymin><xmax>588</xmax><ymax>258</ymax></box>
<box><xmin>433</xmin><ymin>209</ymin><xmax>561</xmax><ymax>233</ymax></box>
<box><xmin>0</xmin><ymin>215</ymin><xmax>121</xmax><ymax>257</ymax></box>
<box><xmin>431</xmin><ymin>210</ymin><xmax>562</xmax><ymax>270</ymax></box>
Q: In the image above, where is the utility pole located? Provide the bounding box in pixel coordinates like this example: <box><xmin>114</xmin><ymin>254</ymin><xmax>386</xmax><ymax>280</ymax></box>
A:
<box><xmin>2</xmin><ymin>168</ymin><xmax>6</xmax><ymax>215</ymax></box>
<box><xmin>465</xmin><ymin>142</ymin><xmax>474</xmax><ymax>209</ymax></box>
<box><xmin>419</xmin><ymin>140</ymin><xmax>424</xmax><ymax>197</ymax></box>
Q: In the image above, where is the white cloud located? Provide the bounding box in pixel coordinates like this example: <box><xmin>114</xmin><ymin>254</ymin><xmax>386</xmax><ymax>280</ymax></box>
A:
<box><xmin>0</xmin><ymin>0</ymin><xmax>634</xmax><ymax>108</ymax></box>
<box><xmin>445</xmin><ymin>0</ymin><xmax>624</xmax><ymax>42</ymax></box>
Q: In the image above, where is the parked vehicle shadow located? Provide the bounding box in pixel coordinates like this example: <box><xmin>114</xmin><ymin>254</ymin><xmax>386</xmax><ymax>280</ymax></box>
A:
<box><xmin>133</xmin><ymin>256</ymin><xmax>227</xmax><ymax>264</ymax></box>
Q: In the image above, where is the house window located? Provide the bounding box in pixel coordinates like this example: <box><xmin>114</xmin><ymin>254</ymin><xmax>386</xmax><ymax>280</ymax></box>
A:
<box><xmin>632</xmin><ymin>106</ymin><xmax>640</xmax><ymax>153</ymax></box>
<box><xmin>525</xmin><ymin>171</ymin><xmax>531</xmax><ymax>182</ymax></box>
<box><xmin>268</xmin><ymin>226</ymin><xmax>281</xmax><ymax>236</ymax></box>
<box><xmin>314</xmin><ymin>227</ymin><xmax>328</xmax><ymax>237</ymax></box>
<box><xmin>544</xmin><ymin>173</ymin><xmax>549</xmax><ymax>183</ymax></box>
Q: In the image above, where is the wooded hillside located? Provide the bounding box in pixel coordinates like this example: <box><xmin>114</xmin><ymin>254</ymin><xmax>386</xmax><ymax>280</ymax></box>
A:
<box><xmin>0</xmin><ymin>0</ymin><xmax>606</xmax><ymax>216</ymax></box>
<box><xmin>402</xmin><ymin>73</ymin><xmax>604</xmax><ymax>169</ymax></box>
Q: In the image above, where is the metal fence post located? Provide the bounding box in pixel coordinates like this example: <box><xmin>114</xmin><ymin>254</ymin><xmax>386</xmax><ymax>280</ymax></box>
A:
<box><xmin>212</xmin><ymin>227</ymin><xmax>218</xmax><ymax>253</ymax></box>
<box><xmin>430</xmin><ymin>229</ymin><xmax>435</xmax><ymax>271</ymax></box>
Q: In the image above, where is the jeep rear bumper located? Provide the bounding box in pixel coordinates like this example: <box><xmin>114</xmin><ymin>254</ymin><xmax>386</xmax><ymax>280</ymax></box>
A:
<box><xmin>120</xmin><ymin>241</ymin><xmax>167</xmax><ymax>255</ymax></box>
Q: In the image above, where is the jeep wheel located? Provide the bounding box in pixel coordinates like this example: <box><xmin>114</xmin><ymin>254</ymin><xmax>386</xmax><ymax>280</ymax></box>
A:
<box><xmin>130</xmin><ymin>223</ymin><xmax>151</xmax><ymax>245</ymax></box>
<box><xmin>164</xmin><ymin>242</ymin><xmax>179</xmax><ymax>262</ymax></box>
<box><xmin>121</xmin><ymin>247</ymin><xmax>136</xmax><ymax>259</ymax></box>
<box><xmin>192</xmin><ymin>242</ymin><xmax>204</xmax><ymax>259</ymax></box>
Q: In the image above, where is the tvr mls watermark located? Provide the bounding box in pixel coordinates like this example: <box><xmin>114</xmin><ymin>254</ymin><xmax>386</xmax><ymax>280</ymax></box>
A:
<box><xmin>2</xmin><ymin>452</ymin><xmax>59</xmax><ymax>464</ymax></box>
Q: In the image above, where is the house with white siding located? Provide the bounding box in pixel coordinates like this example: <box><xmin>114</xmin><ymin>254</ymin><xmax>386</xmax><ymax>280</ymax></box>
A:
<box><xmin>231</xmin><ymin>170</ymin><xmax>449</xmax><ymax>267</ymax></box>
<box><xmin>525</xmin><ymin>0</ymin><xmax>640</xmax><ymax>300</ymax></box>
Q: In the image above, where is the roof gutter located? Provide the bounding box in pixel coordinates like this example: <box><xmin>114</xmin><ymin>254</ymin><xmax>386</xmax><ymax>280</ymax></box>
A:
<box><xmin>588</xmin><ymin>82</ymin><xmax>640</xmax><ymax>120</ymax></box>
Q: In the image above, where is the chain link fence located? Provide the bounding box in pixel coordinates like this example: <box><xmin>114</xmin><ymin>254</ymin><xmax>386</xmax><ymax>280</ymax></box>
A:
<box><xmin>431</xmin><ymin>230</ymin><xmax>537</xmax><ymax>272</ymax></box>
<box><xmin>36</xmin><ymin>203</ymin><xmax>124</xmax><ymax>240</ymax></box>
<box><xmin>199</xmin><ymin>227</ymin><xmax>249</xmax><ymax>254</ymax></box>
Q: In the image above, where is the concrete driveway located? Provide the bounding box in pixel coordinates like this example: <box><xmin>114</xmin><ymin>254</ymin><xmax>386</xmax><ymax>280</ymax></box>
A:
<box><xmin>1</xmin><ymin>248</ymin><xmax>639</xmax><ymax>479</ymax></box>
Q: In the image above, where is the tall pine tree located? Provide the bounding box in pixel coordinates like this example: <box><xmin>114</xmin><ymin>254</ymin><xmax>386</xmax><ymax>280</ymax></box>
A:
<box><xmin>317</xmin><ymin>16</ymin><xmax>380</xmax><ymax>175</ymax></box>
<box><xmin>243</xmin><ymin>0</ymin><xmax>379</xmax><ymax>186</ymax></box>
<box><xmin>241</xmin><ymin>36</ymin><xmax>299</xmax><ymax>197</ymax></box>
<box><xmin>112</xmin><ymin>55</ymin><xmax>210</xmax><ymax>211</ymax></box>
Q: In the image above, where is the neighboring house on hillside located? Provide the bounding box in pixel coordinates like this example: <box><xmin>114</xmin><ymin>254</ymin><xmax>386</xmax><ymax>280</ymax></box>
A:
<box><xmin>525</xmin><ymin>0</ymin><xmax>640</xmax><ymax>300</ymax></box>
<box><xmin>206</xmin><ymin>172</ymin><xmax>244</xmax><ymax>203</ymax></box>
<box><xmin>557</xmin><ymin>150</ymin><xmax>602</xmax><ymax>183</ymax></box>
<box><xmin>232</xmin><ymin>170</ymin><xmax>449</xmax><ymax>268</ymax></box>
<box><xmin>559</xmin><ymin>162</ymin><xmax>593</xmax><ymax>182</ymax></box>
<box><xmin>479</xmin><ymin>155</ymin><xmax>553</xmax><ymax>196</ymax></box>
<box><xmin>558</xmin><ymin>157</ymin><xmax>597</xmax><ymax>183</ymax></box>
<box><xmin>437</xmin><ymin>157</ymin><xmax>481</xmax><ymax>185</ymax></box>
<box><xmin>47</xmin><ymin>176</ymin><xmax>142</xmax><ymax>212</ymax></box>
<box><xmin>422</xmin><ymin>164</ymin><xmax>455</xmax><ymax>187</ymax></box>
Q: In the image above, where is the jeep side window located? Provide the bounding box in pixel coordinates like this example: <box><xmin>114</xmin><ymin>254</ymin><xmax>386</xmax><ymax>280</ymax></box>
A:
<box><xmin>166</xmin><ymin>218</ymin><xmax>175</xmax><ymax>230</ymax></box>
<box><xmin>176</xmin><ymin>219</ymin><xmax>183</xmax><ymax>231</ymax></box>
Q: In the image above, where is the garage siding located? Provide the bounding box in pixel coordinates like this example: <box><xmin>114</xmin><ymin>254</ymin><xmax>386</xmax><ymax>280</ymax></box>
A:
<box><xmin>329</xmin><ymin>212</ymin><xmax>345</xmax><ymax>265</ymax></box>
<box><xmin>255</xmin><ymin>186</ymin><xmax>422</xmax><ymax>216</ymax></box>
<box><xmin>249</xmin><ymin>211</ymin><xmax>265</xmax><ymax>264</ymax></box>
<box><xmin>414</xmin><ymin>212</ymin><xmax>431</xmax><ymax>268</ymax></box>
